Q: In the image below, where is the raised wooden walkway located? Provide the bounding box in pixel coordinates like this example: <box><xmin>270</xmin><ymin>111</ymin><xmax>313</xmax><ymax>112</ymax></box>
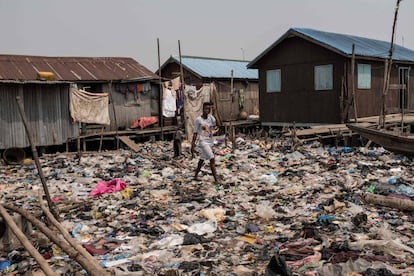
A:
<box><xmin>283</xmin><ymin>113</ymin><xmax>414</xmax><ymax>143</ymax></box>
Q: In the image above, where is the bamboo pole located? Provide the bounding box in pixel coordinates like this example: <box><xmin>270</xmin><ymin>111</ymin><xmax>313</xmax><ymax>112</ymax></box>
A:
<box><xmin>158</xmin><ymin>38</ymin><xmax>164</xmax><ymax>141</ymax></box>
<box><xmin>351</xmin><ymin>44</ymin><xmax>358</xmax><ymax>122</ymax></box>
<box><xmin>363</xmin><ymin>193</ymin><xmax>414</xmax><ymax>211</ymax></box>
<box><xmin>178</xmin><ymin>40</ymin><xmax>188</xmax><ymax>138</ymax></box>
<box><xmin>379</xmin><ymin>0</ymin><xmax>402</xmax><ymax>128</ymax></box>
<box><xmin>340</xmin><ymin>75</ymin><xmax>344</xmax><ymax>123</ymax></box>
<box><xmin>341</xmin><ymin>61</ymin><xmax>349</xmax><ymax>122</ymax></box>
<box><xmin>37</xmin><ymin>191</ymin><xmax>108</xmax><ymax>275</ymax></box>
<box><xmin>108</xmin><ymin>81</ymin><xmax>119</xmax><ymax>149</ymax></box>
<box><xmin>15</xmin><ymin>96</ymin><xmax>59</xmax><ymax>221</ymax></box>
<box><xmin>0</xmin><ymin>205</ymin><xmax>57</xmax><ymax>276</ymax></box>
<box><xmin>3</xmin><ymin>204</ymin><xmax>105</xmax><ymax>276</ymax></box>
<box><xmin>98</xmin><ymin>126</ymin><xmax>104</xmax><ymax>152</ymax></box>
<box><xmin>230</xmin><ymin>69</ymin><xmax>234</xmax><ymax>104</ymax></box>
<box><xmin>379</xmin><ymin>59</ymin><xmax>389</xmax><ymax>128</ymax></box>
<box><xmin>401</xmin><ymin>84</ymin><xmax>405</xmax><ymax>133</ymax></box>
<box><xmin>77</xmin><ymin>122</ymin><xmax>82</xmax><ymax>158</ymax></box>
<box><xmin>230</xmin><ymin>70</ymin><xmax>236</xmax><ymax>151</ymax></box>
<box><xmin>231</xmin><ymin>122</ymin><xmax>236</xmax><ymax>153</ymax></box>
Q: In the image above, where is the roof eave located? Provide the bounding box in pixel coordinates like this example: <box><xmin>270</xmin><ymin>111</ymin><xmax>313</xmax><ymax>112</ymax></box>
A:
<box><xmin>0</xmin><ymin>80</ymin><xmax>72</xmax><ymax>84</ymax></box>
<box><xmin>247</xmin><ymin>29</ymin><xmax>293</xmax><ymax>69</ymax></box>
<box><xmin>121</xmin><ymin>76</ymin><xmax>159</xmax><ymax>83</ymax></box>
<box><xmin>248</xmin><ymin>29</ymin><xmax>353</xmax><ymax>69</ymax></box>
<box><xmin>156</xmin><ymin>55</ymin><xmax>179</xmax><ymax>76</ymax></box>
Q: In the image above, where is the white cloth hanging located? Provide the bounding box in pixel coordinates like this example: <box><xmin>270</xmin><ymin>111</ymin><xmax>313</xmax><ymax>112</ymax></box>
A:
<box><xmin>162</xmin><ymin>88</ymin><xmax>177</xmax><ymax>117</ymax></box>
<box><xmin>69</xmin><ymin>88</ymin><xmax>110</xmax><ymax>125</ymax></box>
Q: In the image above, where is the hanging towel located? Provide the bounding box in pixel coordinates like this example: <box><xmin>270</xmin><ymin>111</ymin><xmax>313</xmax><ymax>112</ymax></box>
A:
<box><xmin>163</xmin><ymin>88</ymin><xmax>177</xmax><ymax>117</ymax></box>
<box><xmin>69</xmin><ymin>88</ymin><xmax>110</xmax><ymax>125</ymax></box>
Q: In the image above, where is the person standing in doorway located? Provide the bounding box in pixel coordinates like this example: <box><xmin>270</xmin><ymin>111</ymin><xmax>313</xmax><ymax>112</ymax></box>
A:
<box><xmin>191</xmin><ymin>102</ymin><xmax>220</xmax><ymax>184</ymax></box>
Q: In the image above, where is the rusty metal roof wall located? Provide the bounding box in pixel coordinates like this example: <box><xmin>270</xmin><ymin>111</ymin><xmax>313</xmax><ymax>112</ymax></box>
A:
<box><xmin>0</xmin><ymin>55</ymin><xmax>159</xmax><ymax>81</ymax></box>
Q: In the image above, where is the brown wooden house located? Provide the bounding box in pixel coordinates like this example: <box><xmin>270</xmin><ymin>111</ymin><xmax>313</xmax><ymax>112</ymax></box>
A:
<box><xmin>248</xmin><ymin>28</ymin><xmax>414</xmax><ymax>126</ymax></box>
<box><xmin>158</xmin><ymin>55</ymin><xmax>259</xmax><ymax>121</ymax></box>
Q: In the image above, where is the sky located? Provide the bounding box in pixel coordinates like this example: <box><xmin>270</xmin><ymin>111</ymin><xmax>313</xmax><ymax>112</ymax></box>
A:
<box><xmin>0</xmin><ymin>0</ymin><xmax>413</xmax><ymax>71</ymax></box>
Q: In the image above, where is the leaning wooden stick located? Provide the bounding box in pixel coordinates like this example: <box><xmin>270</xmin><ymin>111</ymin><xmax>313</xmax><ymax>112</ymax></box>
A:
<box><xmin>15</xmin><ymin>96</ymin><xmax>59</xmax><ymax>221</ymax></box>
<box><xmin>363</xmin><ymin>193</ymin><xmax>414</xmax><ymax>211</ymax></box>
<box><xmin>3</xmin><ymin>203</ymin><xmax>105</xmax><ymax>276</ymax></box>
<box><xmin>37</xmin><ymin>191</ymin><xmax>109</xmax><ymax>275</ymax></box>
<box><xmin>0</xmin><ymin>205</ymin><xmax>57</xmax><ymax>276</ymax></box>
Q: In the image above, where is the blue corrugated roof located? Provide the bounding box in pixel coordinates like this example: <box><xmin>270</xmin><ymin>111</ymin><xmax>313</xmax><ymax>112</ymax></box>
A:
<box><xmin>249</xmin><ymin>27</ymin><xmax>414</xmax><ymax>68</ymax></box>
<box><xmin>171</xmin><ymin>56</ymin><xmax>258</xmax><ymax>79</ymax></box>
<box><xmin>294</xmin><ymin>28</ymin><xmax>414</xmax><ymax>62</ymax></box>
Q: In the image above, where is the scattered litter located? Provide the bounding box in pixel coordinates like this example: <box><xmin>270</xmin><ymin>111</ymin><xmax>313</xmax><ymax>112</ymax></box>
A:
<box><xmin>1</xmin><ymin>137</ymin><xmax>414</xmax><ymax>274</ymax></box>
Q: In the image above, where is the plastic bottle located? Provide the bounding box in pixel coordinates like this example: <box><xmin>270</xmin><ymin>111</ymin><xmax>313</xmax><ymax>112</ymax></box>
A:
<box><xmin>387</xmin><ymin>176</ymin><xmax>397</xmax><ymax>185</ymax></box>
<box><xmin>317</xmin><ymin>214</ymin><xmax>336</xmax><ymax>224</ymax></box>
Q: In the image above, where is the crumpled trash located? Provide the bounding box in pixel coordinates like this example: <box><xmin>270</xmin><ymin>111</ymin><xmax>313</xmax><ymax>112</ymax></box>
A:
<box><xmin>187</xmin><ymin>220</ymin><xmax>217</xmax><ymax>235</ymax></box>
<box><xmin>256</xmin><ymin>202</ymin><xmax>277</xmax><ymax>219</ymax></box>
<box><xmin>4</xmin><ymin>132</ymin><xmax>414</xmax><ymax>275</ymax></box>
<box><xmin>152</xmin><ymin>234</ymin><xmax>184</xmax><ymax>249</ymax></box>
<box><xmin>199</xmin><ymin>208</ymin><xmax>225</xmax><ymax>221</ymax></box>
<box><xmin>264</xmin><ymin>252</ymin><xmax>292</xmax><ymax>276</ymax></box>
<box><xmin>317</xmin><ymin>214</ymin><xmax>336</xmax><ymax>224</ymax></box>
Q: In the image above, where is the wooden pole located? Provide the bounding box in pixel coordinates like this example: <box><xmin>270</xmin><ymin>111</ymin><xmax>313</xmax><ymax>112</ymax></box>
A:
<box><xmin>3</xmin><ymin>204</ymin><xmax>105</xmax><ymax>276</ymax></box>
<box><xmin>351</xmin><ymin>44</ymin><xmax>358</xmax><ymax>122</ymax></box>
<box><xmin>0</xmin><ymin>205</ymin><xmax>57</xmax><ymax>276</ymax></box>
<box><xmin>379</xmin><ymin>59</ymin><xmax>389</xmax><ymax>128</ymax></box>
<box><xmin>37</xmin><ymin>191</ymin><xmax>107</xmax><ymax>275</ymax></box>
<box><xmin>401</xmin><ymin>84</ymin><xmax>405</xmax><ymax>133</ymax></box>
<box><xmin>108</xmin><ymin>81</ymin><xmax>119</xmax><ymax>149</ymax></box>
<box><xmin>231</xmin><ymin>123</ymin><xmax>236</xmax><ymax>153</ymax></box>
<box><xmin>379</xmin><ymin>0</ymin><xmax>402</xmax><ymax>128</ymax></box>
<box><xmin>230</xmin><ymin>70</ymin><xmax>234</xmax><ymax>106</ymax></box>
<box><xmin>178</xmin><ymin>40</ymin><xmax>185</xmax><ymax>91</ymax></box>
<box><xmin>98</xmin><ymin>126</ymin><xmax>104</xmax><ymax>152</ymax></box>
<box><xmin>15</xmin><ymin>96</ymin><xmax>59</xmax><ymax>221</ymax></box>
<box><xmin>224</xmin><ymin>124</ymin><xmax>228</xmax><ymax>147</ymax></box>
<box><xmin>340</xmin><ymin>75</ymin><xmax>344</xmax><ymax>123</ymax></box>
<box><xmin>341</xmin><ymin>61</ymin><xmax>349</xmax><ymax>122</ymax></box>
<box><xmin>77</xmin><ymin>122</ymin><xmax>82</xmax><ymax>158</ymax></box>
<box><xmin>230</xmin><ymin>70</ymin><xmax>234</xmax><ymax>123</ymax></box>
<box><xmin>83</xmin><ymin>134</ymin><xmax>86</xmax><ymax>152</ymax></box>
<box><xmin>363</xmin><ymin>193</ymin><xmax>414</xmax><ymax>211</ymax></box>
<box><xmin>230</xmin><ymin>70</ymin><xmax>236</xmax><ymax>151</ymax></box>
<box><xmin>158</xmin><ymin>38</ymin><xmax>164</xmax><ymax>141</ymax></box>
<box><xmin>178</xmin><ymin>40</ymin><xmax>188</xmax><ymax>138</ymax></box>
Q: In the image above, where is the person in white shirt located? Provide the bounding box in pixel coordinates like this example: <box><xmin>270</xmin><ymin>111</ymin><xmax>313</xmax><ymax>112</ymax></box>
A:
<box><xmin>191</xmin><ymin>102</ymin><xmax>220</xmax><ymax>183</ymax></box>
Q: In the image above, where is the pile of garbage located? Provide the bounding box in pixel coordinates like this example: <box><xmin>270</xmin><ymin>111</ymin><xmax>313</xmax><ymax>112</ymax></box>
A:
<box><xmin>1</xmin><ymin>135</ymin><xmax>414</xmax><ymax>275</ymax></box>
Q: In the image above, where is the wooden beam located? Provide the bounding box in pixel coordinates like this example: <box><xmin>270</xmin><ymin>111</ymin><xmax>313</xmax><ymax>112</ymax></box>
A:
<box><xmin>0</xmin><ymin>205</ymin><xmax>57</xmax><ymax>276</ymax></box>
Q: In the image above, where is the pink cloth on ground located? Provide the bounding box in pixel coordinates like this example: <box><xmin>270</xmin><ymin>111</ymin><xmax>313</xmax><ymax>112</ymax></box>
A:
<box><xmin>89</xmin><ymin>179</ymin><xmax>127</xmax><ymax>196</ymax></box>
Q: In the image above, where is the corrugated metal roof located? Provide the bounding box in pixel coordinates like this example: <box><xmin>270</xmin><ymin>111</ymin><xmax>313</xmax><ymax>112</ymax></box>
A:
<box><xmin>0</xmin><ymin>55</ymin><xmax>159</xmax><ymax>82</ymax></box>
<box><xmin>169</xmin><ymin>56</ymin><xmax>258</xmax><ymax>79</ymax></box>
<box><xmin>248</xmin><ymin>27</ymin><xmax>414</xmax><ymax>68</ymax></box>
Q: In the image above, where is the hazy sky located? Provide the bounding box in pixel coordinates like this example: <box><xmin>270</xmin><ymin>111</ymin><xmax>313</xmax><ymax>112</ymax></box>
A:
<box><xmin>1</xmin><ymin>0</ymin><xmax>413</xmax><ymax>71</ymax></box>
